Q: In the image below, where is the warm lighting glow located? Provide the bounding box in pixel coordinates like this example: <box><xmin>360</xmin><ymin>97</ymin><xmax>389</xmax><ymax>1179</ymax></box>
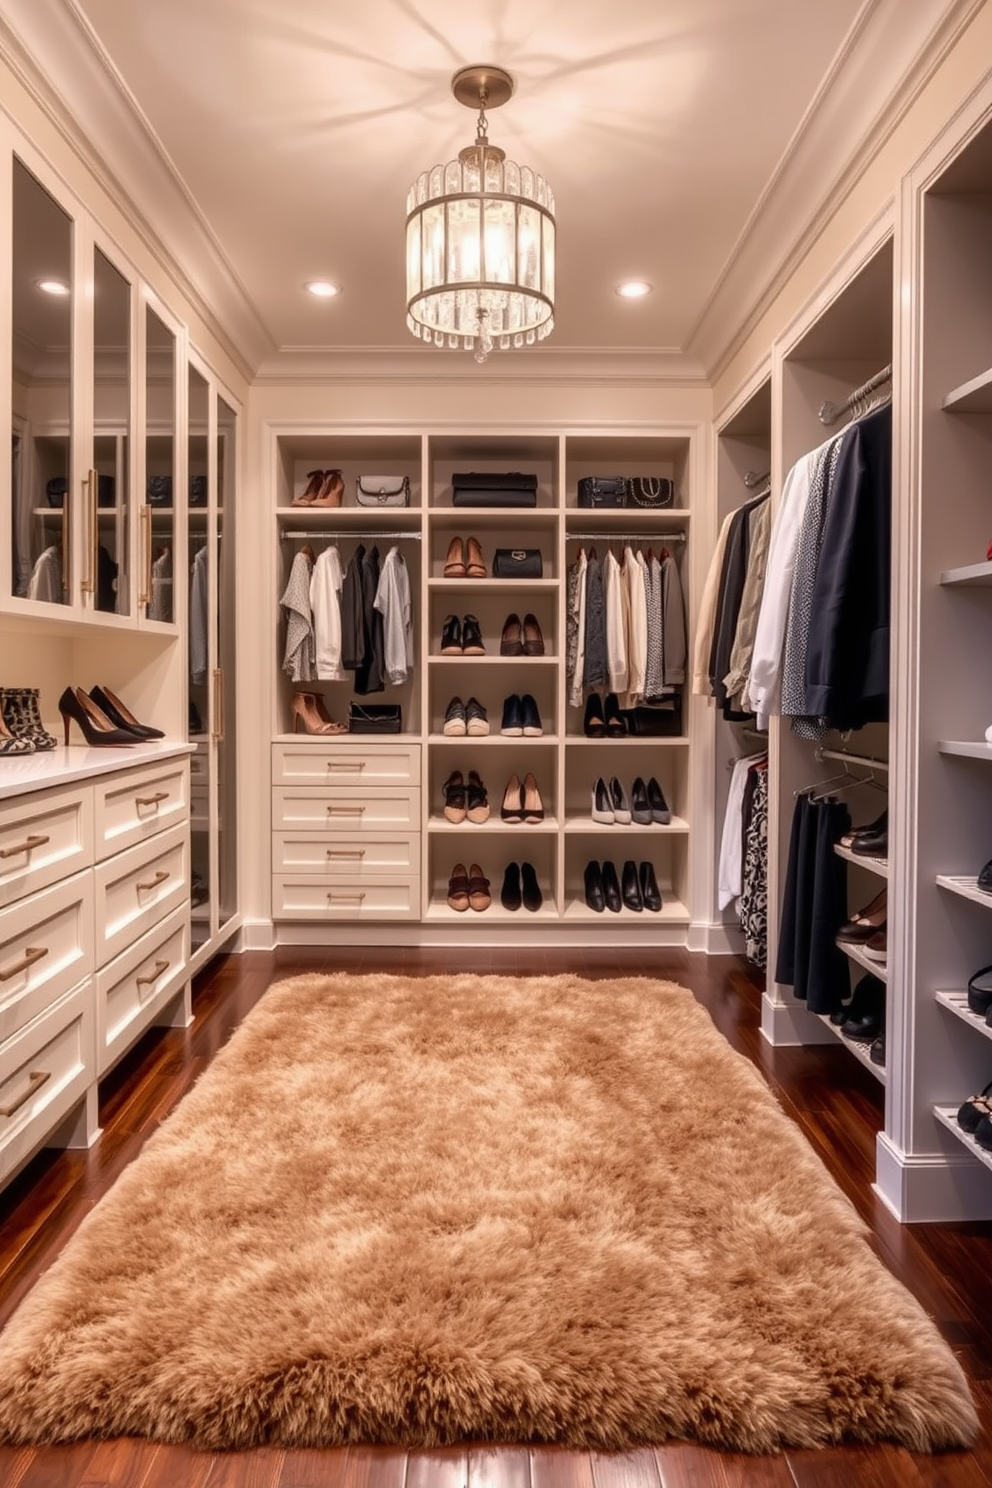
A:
<box><xmin>36</xmin><ymin>278</ymin><xmax>69</xmax><ymax>296</ymax></box>
<box><xmin>305</xmin><ymin>281</ymin><xmax>340</xmax><ymax>298</ymax></box>
<box><xmin>616</xmin><ymin>280</ymin><xmax>652</xmax><ymax>299</ymax></box>
<box><xmin>406</xmin><ymin>66</ymin><xmax>555</xmax><ymax>363</ymax></box>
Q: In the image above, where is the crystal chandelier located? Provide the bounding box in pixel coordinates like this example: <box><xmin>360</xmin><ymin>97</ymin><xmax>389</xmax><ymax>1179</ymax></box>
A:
<box><xmin>406</xmin><ymin>66</ymin><xmax>556</xmax><ymax>364</ymax></box>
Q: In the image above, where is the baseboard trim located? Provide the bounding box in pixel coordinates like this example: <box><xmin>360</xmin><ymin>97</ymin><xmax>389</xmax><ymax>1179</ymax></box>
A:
<box><xmin>874</xmin><ymin>1130</ymin><xmax>992</xmax><ymax>1222</ymax></box>
<box><xmin>268</xmin><ymin>923</ymin><xmax>693</xmax><ymax>949</ymax></box>
<box><xmin>686</xmin><ymin>920</ymin><xmax>745</xmax><ymax>955</ymax></box>
<box><xmin>760</xmin><ymin>993</ymin><xmax>836</xmax><ymax>1046</ymax></box>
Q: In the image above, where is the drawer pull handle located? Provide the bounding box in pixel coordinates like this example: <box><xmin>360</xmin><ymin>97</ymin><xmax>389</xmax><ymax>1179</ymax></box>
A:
<box><xmin>326</xmin><ymin>805</ymin><xmax>366</xmax><ymax>815</ymax></box>
<box><xmin>136</xmin><ymin>792</ymin><xmax>170</xmax><ymax>808</ymax></box>
<box><xmin>0</xmin><ymin>945</ymin><xmax>49</xmax><ymax>983</ymax></box>
<box><xmin>0</xmin><ymin>833</ymin><xmax>51</xmax><ymax>860</ymax></box>
<box><xmin>0</xmin><ymin>1069</ymin><xmax>51</xmax><ymax>1118</ymax></box>
<box><xmin>136</xmin><ymin>959</ymin><xmax>170</xmax><ymax>991</ymax></box>
<box><xmin>327</xmin><ymin>891</ymin><xmax>366</xmax><ymax>903</ymax></box>
<box><xmin>326</xmin><ymin>760</ymin><xmax>364</xmax><ymax>770</ymax></box>
<box><xmin>136</xmin><ymin>870</ymin><xmax>170</xmax><ymax>892</ymax></box>
<box><xmin>327</xmin><ymin>848</ymin><xmax>366</xmax><ymax>859</ymax></box>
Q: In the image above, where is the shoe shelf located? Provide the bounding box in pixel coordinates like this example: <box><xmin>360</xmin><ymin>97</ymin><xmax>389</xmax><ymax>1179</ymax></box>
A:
<box><xmin>936</xmin><ymin>988</ymin><xmax>992</xmax><ymax>1044</ymax></box>
<box><xmin>423</xmin><ymin>898</ymin><xmax>559</xmax><ymax>922</ymax></box>
<box><xmin>427</xmin><ymin>817</ymin><xmax>559</xmax><ymax>834</ymax></box>
<box><xmin>814</xmin><ymin>1012</ymin><xmax>887</xmax><ymax>1084</ymax></box>
<box><xmin>938</xmin><ymin>740</ymin><xmax>992</xmax><ymax>760</ymax></box>
<box><xmin>428</xmin><ymin>656</ymin><xmax>558</xmax><ymax>667</ymax></box>
<box><xmin>427</xmin><ymin>579</ymin><xmax>559</xmax><ymax>594</ymax></box>
<box><xmin>834</xmin><ymin>843</ymin><xmax>889</xmax><ymax>877</ymax></box>
<box><xmin>428</xmin><ymin>734</ymin><xmax>560</xmax><ymax>747</ymax></box>
<box><xmin>933</xmin><ymin>1105</ymin><xmax>992</xmax><ymax>1177</ymax></box>
<box><xmin>562</xmin><ymin>894</ymin><xmax>689</xmax><ymax>924</ymax></box>
<box><xmin>939</xmin><ymin>560</ymin><xmax>992</xmax><ymax>587</ymax></box>
<box><xmin>836</xmin><ymin>938</ymin><xmax>888</xmax><ymax>982</ymax></box>
<box><xmin>563</xmin><ymin>814</ymin><xmax>689</xmax><ymax>834</ymax></box>
<box><xmin>936</xmin><ymin>874</ymin><xmax>992</xmax><ymax>909</ymax></box>
<box><xmin>563</xmin><ymin>735</ymin><xmax>689</xmax><ymax>747</ymax></box>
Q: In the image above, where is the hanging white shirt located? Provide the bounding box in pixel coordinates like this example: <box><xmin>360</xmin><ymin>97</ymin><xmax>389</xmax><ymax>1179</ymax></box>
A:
<box><xmin>603</xmin><ymin>548</ymin><xmax>628</xmax><ymax>695</ymax></box>
<box><xmin>310</xmin><ymin>545</ymin><xmax>346</xmax><ymax>681</ymax></box>
<box><xmin>620</xmin><ymin>546</ymin><xmax>647</xmax><ymax>707</ymax></box>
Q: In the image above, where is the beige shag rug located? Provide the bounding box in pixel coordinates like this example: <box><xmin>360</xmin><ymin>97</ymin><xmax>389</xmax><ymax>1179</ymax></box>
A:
<box><xmin>0</xmin><ymin>972</ymin><xmax>977</xmax><ymax>1452</ymax></box>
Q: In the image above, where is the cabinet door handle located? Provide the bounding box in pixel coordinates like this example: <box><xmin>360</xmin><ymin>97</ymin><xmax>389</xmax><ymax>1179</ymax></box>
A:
<box><xmin>138</xmin><ymin>505</ymin><xmax>152</xmax><ymax>607</ymax></box>
<box><xmin>326</xmin><ymin>848</ymin><xmax>366</xmax><ymax>859</ymax></box>
<box><xmin>135</xmin><ymin>869</ymin><xmax>170</xmax><ymax>892</ymax></box>
<box><xmin>326</xmin><ymin>760</ymin><xmax>364</xmax><ymax>770</ymax></box>
<box><xmin>327</xmin><ymin>891</ymin><xmax>366</xmax><ymax>903</ymax></box>
<box><xmin>135</xmin><ymin>792</ymin><xmax>169</xmax><ymax>808</ymax></box>
<box><xmin>0</xmin><ymin>945</ymin><xmax>49</xmax><ymax>983</ymax></box>
<box><xmin>326</xmin><ymin>804</ymin><xmax>366</xmax><ymax>815</ymax></box>
<box><xmin>0</xmin><ymin>833</ymin><xmax>51</xmax><ymax>860</ymax></box>
<box><xmin>0</xmin><ymin>1069</ymin><xmax>51</xmax><ymax>1118</ymax></box>
<box><xmin>60</xmin><ymin>489</ymin><xmax>70</xmax><ymax>598</ymax></box>
<box><xmin>212</xmin><ymin>668</ymin><xmax>224</xmax><ymax>744</ymax></box>
<box><xmin>80</xmin><ymin>470</ymin><xmax>97</xmax><ymax>595</ymax></box>
<box><xmin>135</xmin><ymin>958</ymin><xmax>170</xmax><ymax>991</ymax></box>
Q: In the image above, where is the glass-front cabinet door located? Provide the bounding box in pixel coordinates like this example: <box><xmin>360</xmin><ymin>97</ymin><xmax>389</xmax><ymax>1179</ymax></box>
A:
<box><xmin>142</xmin><ymin>303</ymin><xmax>176</xmax><ymax>625</ymax></box>
<box><xmin>10</xmin><ymin>156</ymin><xmax>73</xmax><ymax>608</ymax></box>
<box><xmin>188</xmin><ymin>363</ymin><xmax>210</xmax><ymax>949</ymax></box>
<box><xmin>216</xmin><ymin>391</ymin><xmax>238</xmax><ymax>938</ymax></box>
<box><xmin>90</xmin><ymin>247</ymin><xmax>131</xmax><ymax>616</ymax></box>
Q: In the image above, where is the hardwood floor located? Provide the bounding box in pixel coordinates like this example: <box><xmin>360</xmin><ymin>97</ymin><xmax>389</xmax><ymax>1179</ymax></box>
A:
<box><xmin>2</xmin><ymin>945</ymin><xmax>992</xmax><ymax>1487</ymax></box>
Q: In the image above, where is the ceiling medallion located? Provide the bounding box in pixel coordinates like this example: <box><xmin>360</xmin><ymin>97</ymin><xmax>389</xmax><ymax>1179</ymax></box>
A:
<box><xmin>405</xmin><ymin>65</ymin><xmax>556</xmax><ymax>364</ymax></box>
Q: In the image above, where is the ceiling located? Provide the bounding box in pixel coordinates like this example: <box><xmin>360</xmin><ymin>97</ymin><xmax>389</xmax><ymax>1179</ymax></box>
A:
<box><xmin>0</xmin><ymin>0</ymin><xmax>977</xmax><ymax>380</ymax></box>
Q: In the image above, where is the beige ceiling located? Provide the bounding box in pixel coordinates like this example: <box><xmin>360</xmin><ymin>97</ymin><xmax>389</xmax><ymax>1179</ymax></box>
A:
<box><xmin>1</xmin><ymin>1</ymin><xmax>975</xmax><ymax>378</ymax></box>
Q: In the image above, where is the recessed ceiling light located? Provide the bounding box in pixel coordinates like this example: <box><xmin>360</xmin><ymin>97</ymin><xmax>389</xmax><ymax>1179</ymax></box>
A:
<box><xmin>305</xmin><ymin>281</ymin><xmax>340</xmax><ymax>299</ymax></box>
<box><xmin>36</xmin><ymin>278</ymin><xmax>70</xmax><ymax>296</ymax></box>
<box><xmin>616</xmin><ymin>280</ymin><xmax>652</xmax><ymax>299</ymax></box>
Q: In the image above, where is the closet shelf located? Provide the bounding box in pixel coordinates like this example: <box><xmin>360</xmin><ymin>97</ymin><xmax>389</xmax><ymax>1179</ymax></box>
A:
<box><xmin>564</xmin><ymin>734</ymin><xmax>688</xmax><ymax>748</ymax></box>
<box><xmin>563</xmin><ymin>814</ymin><xmax>689</xmax><ymax>834</ymax></box>
<box><xmin>942</xmin><ymin>365</ymin><xmax>992</xmax><ymax>412</ymax></box>
<box><xmin>939</xmin><ymin>560</ymin><xmax>992</xmax><ymax>587</ymax></box>
<box><xmin>933</xmin><ymin>1106</ymin><xmax>992</xmax><ymax>1177</ymax></box>
<box><xmin>938</xmin><ymin>740</ymin><xmax>992</xmax><ymax>760</ymax></box>
<box><xmin>428</xmin><ymin>655</ymin><xmax>558</xmax><ymax>666</ymax></box>
<box><xmin>563</xmin><ymin>508</ymin><xmax>692</xmax><ymax>525</ymax></box>
<box><xmin>814</xmin><ymin>1012</ymin><xmax>887</xmax><ymax>1084</ymax></box>
<box><xmin>562</xmin><ymin>895</ymin><xmax>689</xmax><ymax>924</ymax></box>
<box><xmin>836</xmin><ymin>939</ymin><xmax>888</xmax><ymax>983</ymax></box>
<box><xmin>277</xmin><ymin>508</ymin><xmax>422</xmax><ymax>528</ymax></box>
<box><xmin>427</xmin><ymin>578</ymin><xmax>558</xmax><ymax>593</ymax></box>
<box><xmin>423</xmin><ymin>899</ymin><xmax>560</xmax><ymax>922</ymax></box>
<box><xmin>428</xmin><ymin>508</ymin><xmax>556</xmax><ymax>524</ymax></box>
<box><xmin>935</xmin><ymin>989</ymin><xmax>992</xmax><ymax>1043</ymax></box>
<box><xmin>427</xmin><ymin>817</ymin><xmax>559</xmax><ymax>834</ymax></box>
<box><xmin>427</xmin><ymin>733</ymin><xmax>560</xmax><ymax>746</ymax></box>
<box><xmin>834</xmin><ymin>843</ymin><xmax>889</xmax><ymax>877</ymax></box>
<box><xmin>936</xmin><ymin>874</ymin><xmax>992</xmax><ymax>909</ymax></box>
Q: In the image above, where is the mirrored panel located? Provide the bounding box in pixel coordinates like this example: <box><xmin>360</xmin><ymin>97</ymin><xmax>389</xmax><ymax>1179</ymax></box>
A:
<box><xmin>144</xmin><ymin>306</ymin><xmax>175</xmax><ymax>622</ymax></box>
<box><xmin>217</xmin><ymin>392</ymin><xmax>238</xmax><ymax>933</ymax></box>
<box><xmin>11</xmin><ymin>157</ymin><xmax>72</xmax><ymax>604</ymax></box>
<box><xmin>93</xmin><ymin>248</ymin><xmax>130</xmax><ymax>614</ymax></box>
<box><xmin>188</xmin><ymin>364</ymin><xmax>210</xmax><ymax>948</ymax></box>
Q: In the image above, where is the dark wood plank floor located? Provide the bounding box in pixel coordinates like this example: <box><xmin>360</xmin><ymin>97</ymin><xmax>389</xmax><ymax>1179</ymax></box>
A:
<box><xmin>2</xmin><ymin>945</ymin><xmax>991</xmax><ymax>1488</ymax></box>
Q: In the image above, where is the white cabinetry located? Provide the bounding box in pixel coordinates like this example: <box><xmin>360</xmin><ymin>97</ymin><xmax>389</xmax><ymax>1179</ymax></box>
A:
<box><xmin>0</xmin><ymin>744</ymin><xmax>191</xmax><ymax>1190</ymax></box>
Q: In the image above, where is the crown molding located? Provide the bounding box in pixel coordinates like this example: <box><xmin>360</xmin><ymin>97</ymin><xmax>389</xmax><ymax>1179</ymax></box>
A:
<box><xmin>251</xmin><ymin>345</ymin><xmax>710</xmax><ymax>388</ymax></box>
<box><xmin>0</xmin><ymin>0</ymin><xmax>274</xmax><ymax>384</ymax></box>
<box><xmin>689</xmin><ymin>0</ymin><xmax>987</xmax><ymax>383</ymax></box>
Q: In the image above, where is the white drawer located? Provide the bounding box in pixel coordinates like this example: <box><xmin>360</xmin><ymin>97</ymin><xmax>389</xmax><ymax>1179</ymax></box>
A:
<box><xmin>0</xmin><ymin>981</ymin><xmax>94</xmax><ymax>1186</ymax></box>
<box><xmin>93</xmin><ymin>759</ymin><xmax>190</xmax><ymax>861</ymax></box>
<box><xmin>0</xmin><ymin>784</ymin><xmax>93</xmax><ymax>910</ymax></box>
<box><xmin>273</xmin><ymin>741</ymin><xmax>421</xmax><ymax>787</ymax></box>
<box><xmin>0</xmin><ymin>872</ymin><xmax>94</xmax><ymax>1045</ymax></box>
<box><xmin>273</xmin><ymin>787</ymin><xmax>420</xmax><ymax>831</ymax></box>
<box><xmin>272</xmin><ymin>831</ymin><xmax>420</xmax><ymax>876</ymax></box>
<box><xmin>273</xmin><ymin>874</ymin><xmax>421</xmax><ymax>921</ymax></box>
<box><xmin>96</xmin><ymin>904</ymin><xmax>189</xmax><ymax>1076</ymax></box>
<box><xmin>93</xmin><ymin>822</ymin><xmax>188</xmax><ymax>967</ymax></box>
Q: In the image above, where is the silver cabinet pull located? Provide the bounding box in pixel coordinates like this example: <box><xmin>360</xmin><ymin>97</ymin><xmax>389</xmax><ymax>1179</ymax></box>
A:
<box><xmin>135</xmin><ymin>869</ymin><xmax>170</xmax><ymax>892</ymax></box>
<box><xmin>326</xmin><ymin>848</ymin><xmax>366</xmax><ymax>859</ymax></box>
<box><xmin>326</xmin><ymin>804</ymin><xmax>366</xmax><ymax>815</ymax></box>
<box><xmin>327</xmin><ymin>891</ymin><xmax>366</xmax><ymax>903</ymax></box>
<box><xmin>0</xmin><ymin>833</ymin><xmax>51</xmax><ymax>860</ymax></box>
<box><xmin>0</xmin><ymin>945</ymin><xmax>48</xmax><ymax>983</ymax></box>
<box><xmin>326</xmin><ymin>760</ymin><xmax>364</xmax><ymax>770</ymax></box>
<box><xmin>136</xmin><ymin>958</ymin><xmax>170</xmax><ymax>991</ymax></box>
<box><xmin>0</xmin><ymin>1069</ymin><xmax>51</xmax><ymax>1118</ymax></box>
<box><xmin>136</xmin><ymin>792</ymin><xmax>169</xmax><ymax>808</ymax></box>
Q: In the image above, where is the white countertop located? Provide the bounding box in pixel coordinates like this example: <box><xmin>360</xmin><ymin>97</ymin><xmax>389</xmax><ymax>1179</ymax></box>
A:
<box><xmin>0</xmin><ymin>740</ymin><xmax>195</xmax><ymax>799</ymax></box>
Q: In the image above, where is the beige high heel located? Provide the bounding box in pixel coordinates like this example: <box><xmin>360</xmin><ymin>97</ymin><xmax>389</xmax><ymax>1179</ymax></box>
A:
<box><xmin>310</xmin><ymin>470</ymin><xmax>344</xmax><ymax>507</ymax></box>
<box><xmin>291</xmin><ymin>691</ymin><xmax>347</xmax><ymax>734</ymax></box>
<box><xmin>291</xmin><ymin>470</ymin><xmax>325</xmax><ymax>507</ymax></box>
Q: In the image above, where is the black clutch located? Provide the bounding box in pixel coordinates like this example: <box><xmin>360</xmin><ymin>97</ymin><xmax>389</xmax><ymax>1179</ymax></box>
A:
<box><xmin>577</xmin><ymin>476</ymin><xmax>626</xmax><ymax>508</ymax></box>
<box><xmin>493</xmin><ymin>547</ymin><xmax>543</xmax><ymax>579</ymax></box>
<box><xmin>452</xmin><ymin>471</ymin><xmax>538</xmax><ymax>508</ymax></box>
<box><xmin>348</xmin><ymin>703</ymin><xmax>402</xmax><ymax>734</ymax></box>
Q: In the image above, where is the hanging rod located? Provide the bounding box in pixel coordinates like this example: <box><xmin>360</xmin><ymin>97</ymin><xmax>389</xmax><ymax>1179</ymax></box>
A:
<box><xmin>744</xmin><ymin>468</ymin><xmax>770</xmax><ymax>488</ymax></box>
<box><xmin>280</xmin><ymin>529</ymin><xmax>421</xmax><ymax>542</ymax></box>
<box><xmin>567</xmin><ymin>531</ymin><xmax>686</xmax><ymax>544</ymax></box>
<box><xmin>815</xmin><ymin>745</ymin><xmax>889</xmax><ymax>773</ymax></box>
<box><xmin>818</xmin><ymin>363</ymin><xmax>892</xmax><ymax>425</ymax></box>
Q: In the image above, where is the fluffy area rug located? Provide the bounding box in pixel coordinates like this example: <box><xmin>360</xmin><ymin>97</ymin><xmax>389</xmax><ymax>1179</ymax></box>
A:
<box><xmin>0</xmin><ymin>972</ymin><xmax>977</xmax><ymax>1453</ymax></box>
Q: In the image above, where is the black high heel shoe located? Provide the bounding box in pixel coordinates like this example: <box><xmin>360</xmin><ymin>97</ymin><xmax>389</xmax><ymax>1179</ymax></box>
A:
<box><xmin>58</xmin><ymin>687</ymin><xmax>141</xmax><ymax>747</ymax></box>
<box><xmin>89</xmin><ymin>686</ymin><xmax>165</xmax><ymax>740</ymax></box>
<box><xmin>604</xmin><ymin>693</ymin><xmax>627</xmax><ymax>736</ymax></box>
<box><xmin>583</xmin><ymin>693</ymin><xmax>606</xmax><ymax>737</ymax></box>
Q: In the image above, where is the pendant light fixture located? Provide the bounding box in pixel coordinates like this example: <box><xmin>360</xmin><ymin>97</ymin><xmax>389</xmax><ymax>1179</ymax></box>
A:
<box><xmin>405</xmin><ymin>66</ymin><xmax>556</xmax><ymax>364</ymax></box>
